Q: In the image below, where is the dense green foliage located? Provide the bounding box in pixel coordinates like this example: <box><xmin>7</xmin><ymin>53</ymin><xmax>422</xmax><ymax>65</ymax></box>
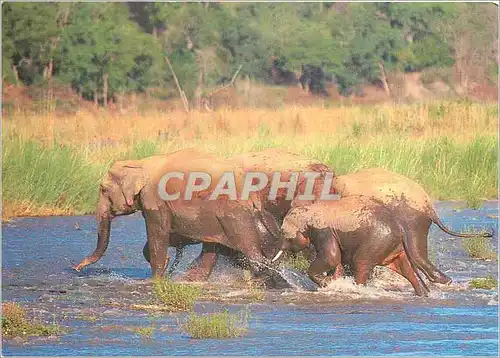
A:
<box><xmin>2</xmin><ymin>3</ymin><xmax>497</xmax><ymax>102</ymax></box>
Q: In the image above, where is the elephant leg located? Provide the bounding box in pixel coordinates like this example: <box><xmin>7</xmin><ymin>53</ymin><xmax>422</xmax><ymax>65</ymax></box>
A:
<box><xmin>405</xmin><ymin>219</ymin><xmax>452</xmax><ymax>284</ymax></box>
<box><xmin>182</xmin><ymin>243</ymin><xmax>219</xmax><ymax>282</ymax></box>
<box><xmin>144</xmin><ymin>209</ymin><xmax>171</xmax><ymax>278</ymax></box>
<box><xmin>352</xmin><ymin>259</ymin><xmax>374</xmax><ymax>286</ymax></box>
<box><xmin>308</xmin><ymin>228</ymin><xmax>341</xmax><ymax>287</ymax></box>
<box><xmin>386</xmin><ymin>252</ymin><xmax>429</xmax><ymax>297</ymax></box>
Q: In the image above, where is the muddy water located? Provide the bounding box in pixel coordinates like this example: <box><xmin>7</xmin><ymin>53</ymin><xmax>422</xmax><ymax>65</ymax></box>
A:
<box><xmin>2</xmin><ymin>201</ymin><xmax>498</xmax><ymax>356</ymax></box>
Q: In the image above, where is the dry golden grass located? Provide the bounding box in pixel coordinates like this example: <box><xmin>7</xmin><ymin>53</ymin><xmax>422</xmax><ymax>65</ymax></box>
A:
<box><xmin>3</xmin><ymin>101</ymin><xmax>497</xmax><ymax>147</ymax></box>
<box><xmin>2</xmin><ymin>101</ymin><xmax>498</xmax><ymax>218</ymax></box>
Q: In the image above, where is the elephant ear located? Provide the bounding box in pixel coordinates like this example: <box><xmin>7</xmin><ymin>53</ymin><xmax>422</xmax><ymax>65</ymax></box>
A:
<box><xmin>121</xmin><ymin>164</ymin><xmax>147</xmax><ymax>206</ymax></box>
<box><xmin>108</xmin><ymin>162</ymin><xmax>147</xmax><ymax>207</ymax></box>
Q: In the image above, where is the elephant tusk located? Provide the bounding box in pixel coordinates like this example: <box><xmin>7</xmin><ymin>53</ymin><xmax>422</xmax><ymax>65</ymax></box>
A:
<box><xmin>271</xmin><ymin>250</ymin><xmax>283</xmax><ymax>263</ymax></box>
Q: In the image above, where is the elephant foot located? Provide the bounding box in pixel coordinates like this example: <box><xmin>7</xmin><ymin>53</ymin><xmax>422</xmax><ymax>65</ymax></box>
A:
<box><xmin>429</xmin><ymin>272</ymin><xmax>452</xmax><ymax>285</ymax></box>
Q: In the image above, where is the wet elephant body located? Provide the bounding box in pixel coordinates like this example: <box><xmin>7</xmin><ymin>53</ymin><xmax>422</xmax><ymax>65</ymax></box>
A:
<box><xmin>331</xmin><ymin>168</ymin><xmax>493</xmax><ymax>284</ymax></box>
<box><xmin>170</xmin><ymin>148</ymin><xmax>333</xmax><ymax>280</ymax></box>
<box><xmin>281</xmin><ymin>195</ymin><xmax>429</xmax><ymax>296</ymax></box>
<box><xmin>73</xmin><ymin>149</ymin><xmax>285</xmax><ymax>279</ymax></box>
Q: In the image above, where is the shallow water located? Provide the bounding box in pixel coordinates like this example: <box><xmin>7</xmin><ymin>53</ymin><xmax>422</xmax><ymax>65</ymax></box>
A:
<box><xmin>2</xmin><ymin>201</ymin><xmax>498</xmax><ymax>356</ymax></box>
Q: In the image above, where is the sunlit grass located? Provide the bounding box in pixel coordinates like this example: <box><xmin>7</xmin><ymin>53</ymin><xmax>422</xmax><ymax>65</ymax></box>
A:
<box><xmin>462</xmin><ymin>237</ymin><xmax>497</xmax><ymax>261</ymax></box>
<box><xmin>152</xmin><ymin>278</ymin><xmax>201</xmax><ymax>312</ymax></box>
<box><xmin>2</xmin><ymin>302</ymin><xmax>63</xmax><ymax>338</ymax></box>
<box><xmin>2</xmin><ymin>101</ymin><xmax>498</xmax><ymax>218</ymax></box>
<box><xmin>181</xmin><ymin>309</ymin><xmax>250</xmax><ymax>339</ymax></box>
<box><xmin>469</xmin><ymin>275</ymin><xmax>497</xmax><ymax>290</ymax></box>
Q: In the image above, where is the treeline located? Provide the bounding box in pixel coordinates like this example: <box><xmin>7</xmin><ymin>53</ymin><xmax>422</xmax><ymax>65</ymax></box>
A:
<box><xmin>2</xmin><ymin>2</ymin><xmax>497</xmax><ymax>105</ymax></box>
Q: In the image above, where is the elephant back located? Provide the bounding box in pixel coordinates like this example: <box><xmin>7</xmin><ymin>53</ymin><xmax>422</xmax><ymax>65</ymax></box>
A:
<box><xmin>229</xmin><ymin>148</ymin><xmax>332</xmax><ymax>174</ymax></box>
<box><xmin>332</xmin><ymin>168</ymin><xmax>433</xmax><ymax>213</ymax></box>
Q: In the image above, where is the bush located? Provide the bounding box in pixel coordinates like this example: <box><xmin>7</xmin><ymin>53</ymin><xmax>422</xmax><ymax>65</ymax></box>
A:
<box><xmin>284</xmin><ymin>251</ymin><xmax>310</xmax><ymax>272</ymax></box>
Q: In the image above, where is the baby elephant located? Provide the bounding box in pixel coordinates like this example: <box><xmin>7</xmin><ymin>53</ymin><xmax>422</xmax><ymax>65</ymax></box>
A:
<box><xmin>281</xmin><ymin>195</ymin><xmax>429</xmax><ymax>296</ymax></box>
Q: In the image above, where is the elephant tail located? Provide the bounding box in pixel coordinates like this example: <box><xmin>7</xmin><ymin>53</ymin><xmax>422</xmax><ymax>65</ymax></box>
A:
<box><xmin>430</xmin><ymin>210</ymin><xmax>494</xmax><ymax>238</ymax></box>
<box><xmin>400</xmin><ymin>221</ymin><xmax>429</xmax><ymax>295</ymax></box>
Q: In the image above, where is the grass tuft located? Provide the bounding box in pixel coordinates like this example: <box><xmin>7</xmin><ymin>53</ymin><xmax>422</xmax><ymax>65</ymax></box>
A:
<box><xmin>152</xmin><ymin>278</ymin><xmax>201</xmax><ymax>312</ymax></box>
<box><xmin>469</xmin><ymin>275</ymin><xmax>497</xmax><ymax>290</ymax></box>
<box><xmin>284</xmin><ymin>251</ymin><xmax>310</xmax><ymax>272</ymax></box>
<box><xmin>134</xmin><ymin>324</ymin><xmax>155</xmax><ymax>338</ymax></box>
<box><xmin>2</xmin><ymin>302</ymin><xmax>63</xmax><ymax>338</ymax></box>
<box><xmin>462</xmin><ymin>236</ymin><xmax>497</xmax><ymax>261</ymax></box>
<box><xmin>181</xmin><ymin>309</ymin><xmax>250</xmax><ymax>339</ymax></box>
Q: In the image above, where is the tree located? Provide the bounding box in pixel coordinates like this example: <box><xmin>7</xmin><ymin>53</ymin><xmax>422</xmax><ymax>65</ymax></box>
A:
<box><xmin>2</xmin><ymin>3</ymin><xmax>65</xmax><ymax>85</ymax></box>
<box><xmin>59</xmin><ymin>3</ymin><xmax>163</xmax><ymax>104</ymax></box>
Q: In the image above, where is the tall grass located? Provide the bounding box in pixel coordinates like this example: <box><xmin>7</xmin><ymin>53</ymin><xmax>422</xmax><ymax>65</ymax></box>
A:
<box><xmin>2</xmin><ymin>136</ymin><xmax>105</xmax><ymax>218</ymax></box>
<box><xmin>2</xmin><ymin>101</ymin><xmax>498</xmax><ymax>218</ymax></box>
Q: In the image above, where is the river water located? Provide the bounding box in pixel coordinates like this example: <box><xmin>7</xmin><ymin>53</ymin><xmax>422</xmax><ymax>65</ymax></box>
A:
<box><xmin>2</xmin><ymin>201</ymin><xmax>498</xmax><ymax>356</ymax></box>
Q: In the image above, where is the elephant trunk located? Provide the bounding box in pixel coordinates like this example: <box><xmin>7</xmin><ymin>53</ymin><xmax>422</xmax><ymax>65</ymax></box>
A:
<box><xmin>73</xmin><ymin>197</ymin><xmax>113</xmax><ymax>272</ymax></box>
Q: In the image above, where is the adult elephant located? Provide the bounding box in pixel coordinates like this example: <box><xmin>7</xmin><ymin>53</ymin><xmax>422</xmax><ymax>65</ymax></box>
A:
<box><xmin>161</xmin><ymin>148</ymin><xmax>333</xmax><ymax>281</ymax></box>
<box><xmin>73</xmin><ymin>149</ymin><xmax>285</xmax><ymax>278</ymax></box>
<box><xmin>330</xmin><ymin>168</ymin><xmax>493</xmax><ymax>284</ymax></box>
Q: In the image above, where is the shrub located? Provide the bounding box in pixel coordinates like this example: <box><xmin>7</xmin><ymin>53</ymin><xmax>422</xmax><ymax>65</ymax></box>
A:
<box><xmin>284</xmin><ymin>251</ymin><xmax>310</xmax><ymax>272</ymax></box>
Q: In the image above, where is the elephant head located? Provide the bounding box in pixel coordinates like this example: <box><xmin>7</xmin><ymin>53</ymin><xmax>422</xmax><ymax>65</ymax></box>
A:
<box><xmin>271</xmin><ymin>207</ymin><xmax>312</xmax><ymax>262</ymax></box>
<box><xmin>73</xmin><ymin>160</ymin><xmax>148</xmax><ymax>271</ymax></box>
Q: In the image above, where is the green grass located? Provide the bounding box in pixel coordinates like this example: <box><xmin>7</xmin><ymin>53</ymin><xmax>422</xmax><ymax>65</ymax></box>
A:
<box><xmin>152</xmin><ymin>278</ymin><xmax>201</xmax><ymax>312</ymax></box>
<box><xmin>2</xmin><ymin>134</ymin><xmax>497</xmax><ymax>218</ymax></box>
<box><xmin>134</xmin><ymin>324</ymin><xmax>155</xmax><ymax>338</ymax></box>
<box><xmin>2</xmin><ymin>136</ymin><xmax>104</xmax><ymax>216</ymax></box>
<box><xmin>284</xmin><ymin>251</ymin><xmax>310</xmax><ymax>272</ymax></box>
<box><xmin>469</xmin><ymin>275</ymin><xmax>497</xmax><ymax>290</ymax></box>
<box><xmin>462</xmin><ymin>236</ymin><xmax>497</xmax><ymax>261</ymax></box>
<box><xmin>181</xmin><ymin>310</ymin><xmax>250</xmax><ymax>339</ymax></box>
<box><xmin>2</xmin><ymin>302</ymin><xmax>63</xmax><ymax>338</ymax></box>
<box><xmin>302</xmin><ymin>135</ymin><xmax>498</xmax><ymax>206</ymax></box>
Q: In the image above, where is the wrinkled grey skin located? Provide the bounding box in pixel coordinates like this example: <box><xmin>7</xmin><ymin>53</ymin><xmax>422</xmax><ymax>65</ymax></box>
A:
<box><xmin>281</xmin><ymin>195</ymin><xmax>429</xmax><ymax>297</ymax></box>
<box><xmin>73</xmin><ymin>151</ymin><xmax>286</xmax><ymax>279</ymax></box>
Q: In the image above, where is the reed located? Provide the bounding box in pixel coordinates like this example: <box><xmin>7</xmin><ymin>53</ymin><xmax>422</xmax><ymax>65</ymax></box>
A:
<box><xmin>2</xmin><ymin>101</ymin><xmax>497</xmax><ymax>218</ymax></box>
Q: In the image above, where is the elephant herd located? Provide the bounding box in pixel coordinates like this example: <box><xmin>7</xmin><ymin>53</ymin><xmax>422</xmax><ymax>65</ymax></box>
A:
<box><xmin>74</xmin><ymin>148</ymin><xmax>492</xmax><ymax>297</ymax></box>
